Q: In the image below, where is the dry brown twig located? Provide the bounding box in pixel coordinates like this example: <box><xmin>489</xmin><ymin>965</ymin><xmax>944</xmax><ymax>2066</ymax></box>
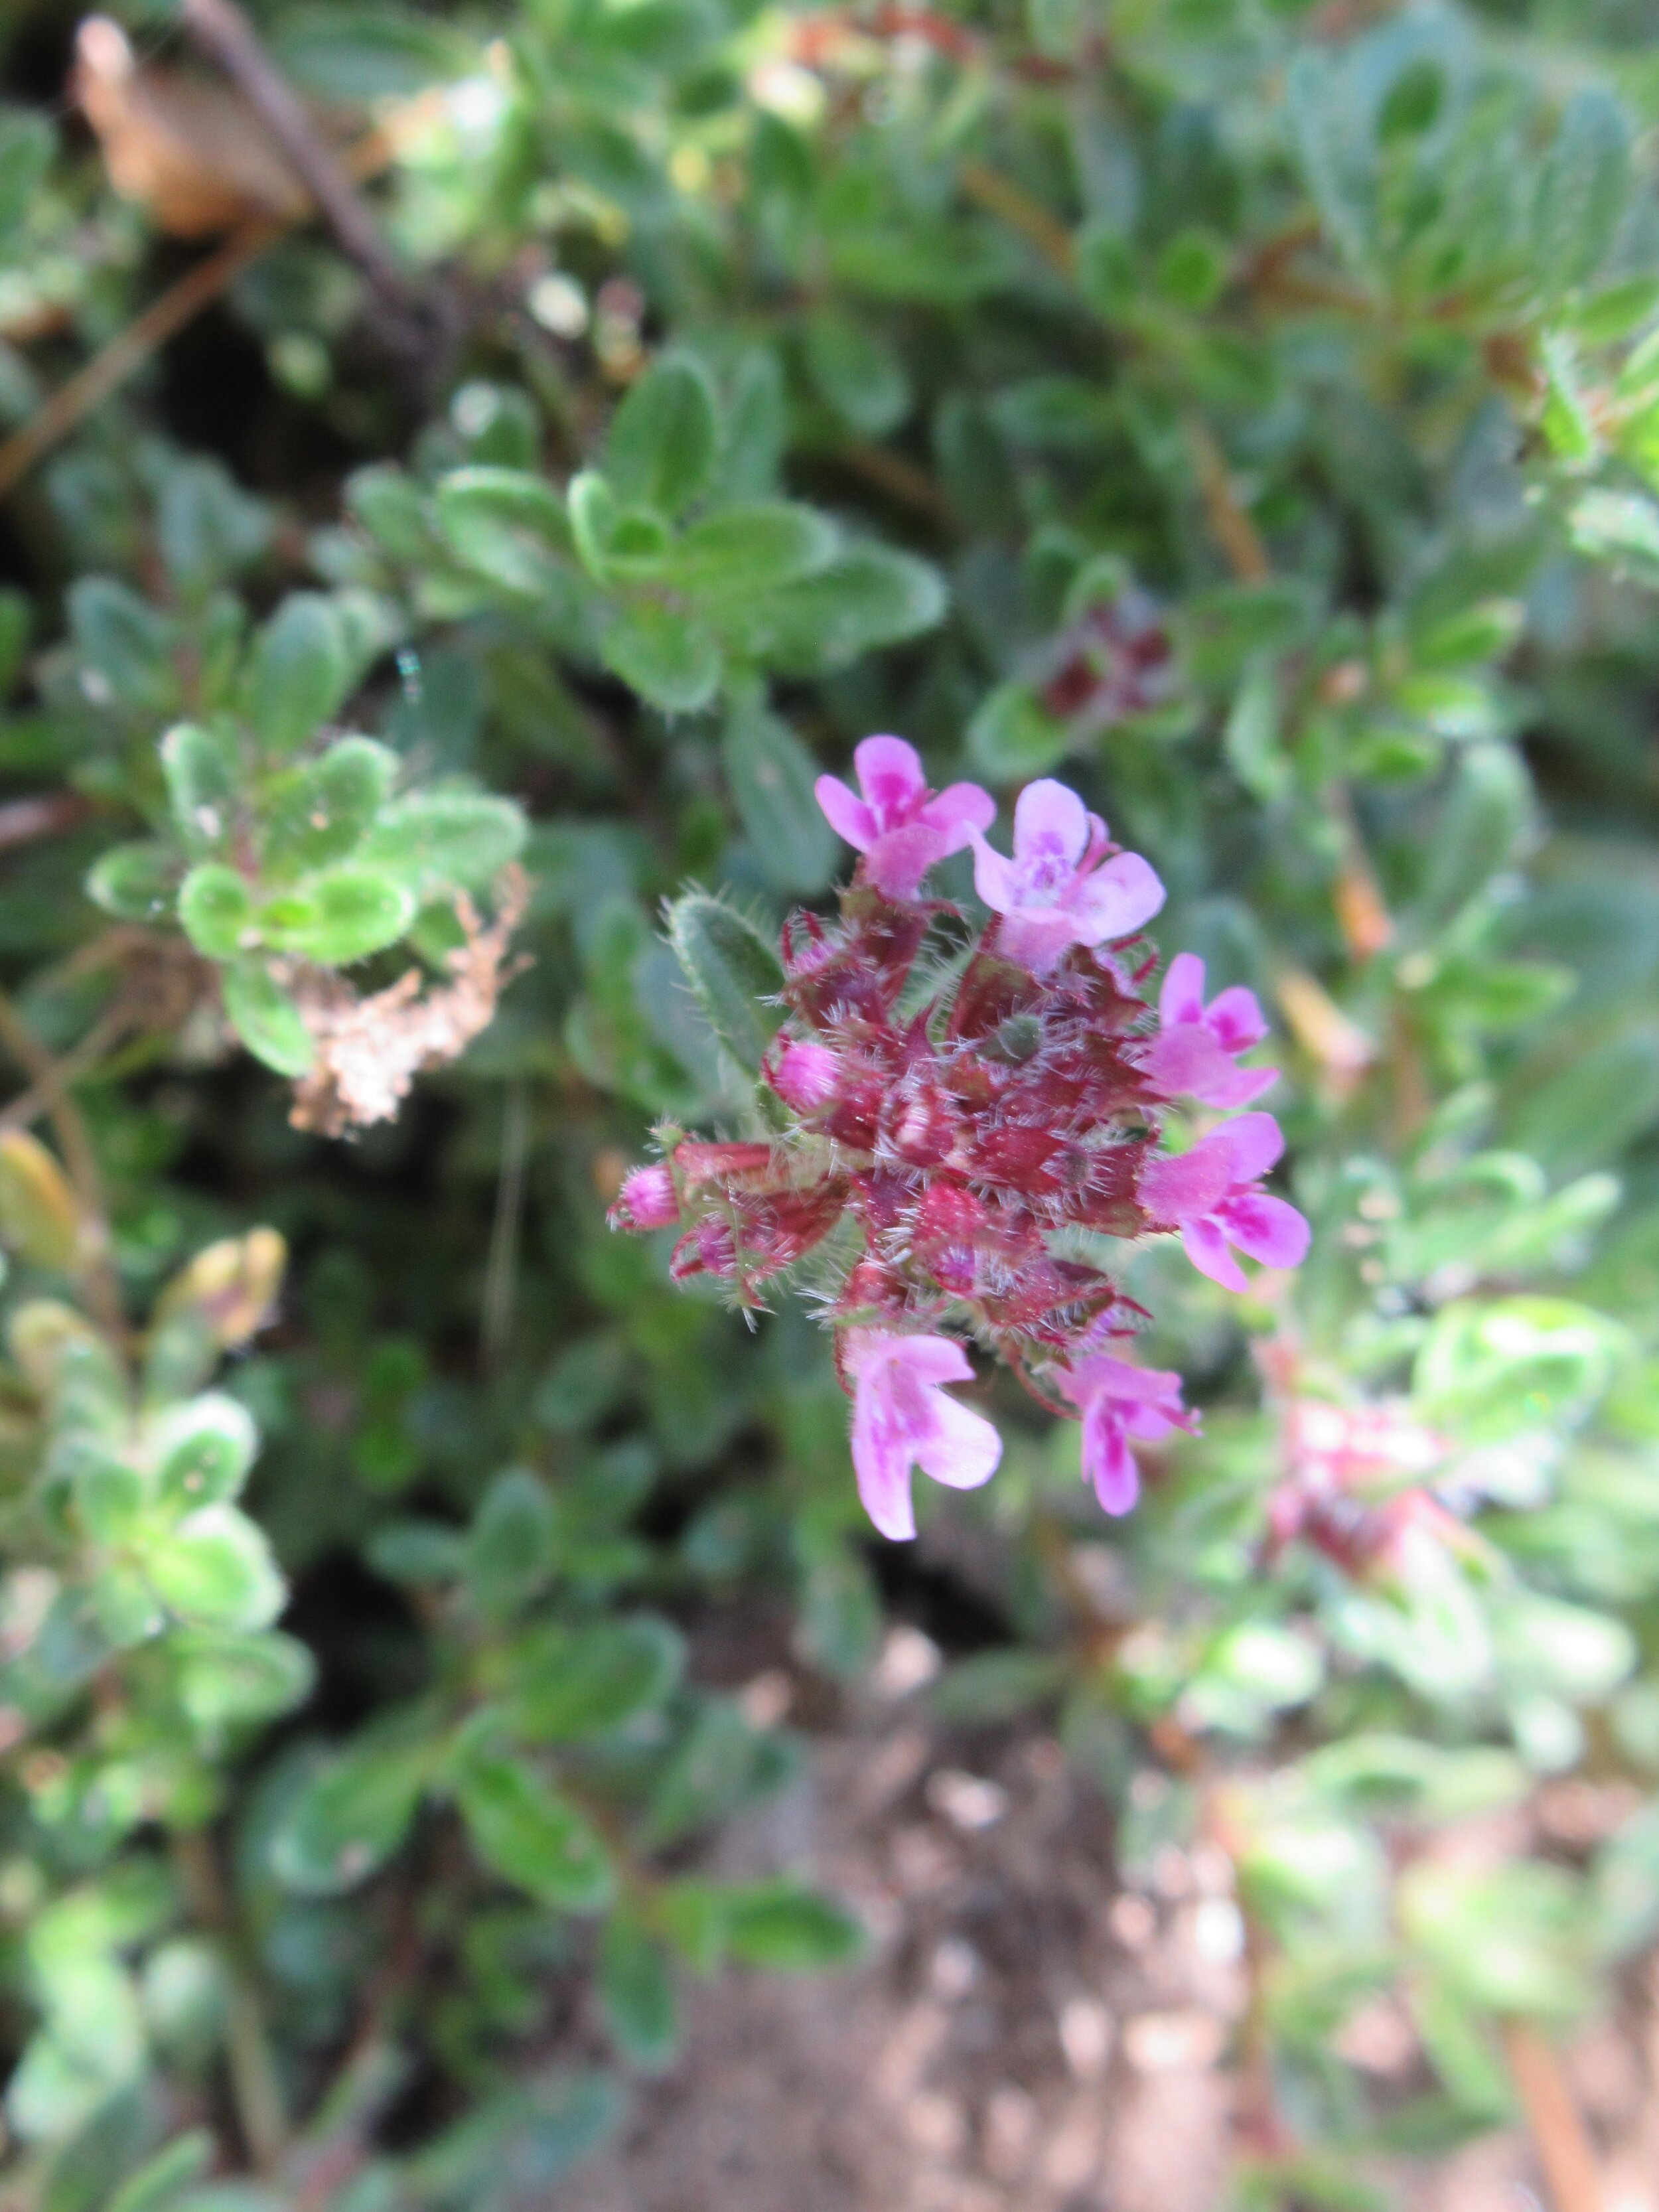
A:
<box><xmin>287</xmin><ymin>870</ymin><xmax>530</xmax><ymax>1139</ymax></box>
<box><xmin>1502</xmin><ymin>2019</ymin><xmax>1606</xmax><ymax>2212</ymax></box>
<box><xmin>0</xmin><ymin>17</ymin><xmax>435</xmax><ymax>505</ymax></box>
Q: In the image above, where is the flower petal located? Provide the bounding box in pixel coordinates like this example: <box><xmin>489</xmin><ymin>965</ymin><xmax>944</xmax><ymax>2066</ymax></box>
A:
<box><xmin>914</xmin><ymin>1388</ymin><xmax>1003</xmax><ymax>1491</ymax></box>
<box><xmin>1220</xmin><ymin>1110</ymin><xmax>1285</xmax><ymax>1186</ymax></box>
<box><xmin>1081</xmin><ymin>1399</ymin><xmax>1139</xmax><ymax>1514</ymax></box>
<box><xmin>1182</xmin><ymin>1215</ymin><xmax>1250</xmax><ymax>1292</ymax></box>
<box><xmin>816</xmin><ymin>774</ymin><xmax>877</xmax><ymax>852</ymax></box>
<box><xmin>1159</xmin><ymin>952</ymin><xmax>1206</xmax><ymax>1028</ymax></box>
<box><xmin>889</xmin><ymin>1334</ymin><xmax>977</xmax><ymax>1388</ymax></box>
<box><xmin>919</xmin><ymin>780</ymin><xmax>996</xmax><ymax>847</ymax></box>
<box><xmin>1140</xmin><ymin>1023</ymin><xmax>1239</xmax><ymax>1104</ymax></box>
<box><xmin>1012</xmin><ymin>778</ymin><xmax>1089</xmax><ymax>869</ymax></box>
<box><xmin>971</xmin><ymin>831</ymin><xmax>1025</xmax><ymax>915</ymax></box>
<box><xmin>1066</xmin><ymin>849</ymin><xmax>1165</xmax><ymax>944</ymax></box>
<box><xmin>849</xmin><ymin>1354</ymin><xmax>920</xmax><ymax>1541</ymax></box>
<box><xmin>1138</xmin><ymin>1130</ymin><xmax>1237</xmax><ymax>1226</ymax></box>
<box><xmin>853</xmin><ymin>735</ymin><xmax>925</xmax><ymax>822</ymax></box>
<box><xmin>1216</xmin><ymin>1191</ymin><xmax>1310</xmax><ymax>1272</ymax></box>
<box><xmin>1208</xmin><ymin>1062</ymin><xmax>1279</xmax><ymax>1109</ymax></box>
<box><xmin>1205</xmin><ymin>984</ymin><xmax>1268</xmax><ymax>1054</ymax></box>
<box><xmin>865</xmin><ymin>823</ymin><xmax>945</xmax><ymax>900</ymax></box>
<box><xmin>999</xmin><ymin>907</ymin><xmax>1089</xmax><ymax>974</ymax></box>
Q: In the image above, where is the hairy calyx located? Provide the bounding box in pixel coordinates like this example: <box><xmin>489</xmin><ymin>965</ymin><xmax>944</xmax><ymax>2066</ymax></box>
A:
<box><xmin>611</xmin><ymin>741</ymin><xmax>1307</xmax><ymax>1538</ymax></box>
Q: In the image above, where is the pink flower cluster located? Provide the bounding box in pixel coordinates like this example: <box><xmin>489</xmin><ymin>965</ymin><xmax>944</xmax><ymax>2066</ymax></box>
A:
<box><xmin>611</xmin><ymin>739</ymin><xmax>1309</xmax><ymax>1540</ymax></box>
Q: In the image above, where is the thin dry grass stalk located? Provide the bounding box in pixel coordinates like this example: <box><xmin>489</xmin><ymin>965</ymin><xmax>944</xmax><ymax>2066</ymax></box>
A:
<box><xmin>287</xmin><ymin>871</ymin><xmax>529</xmax><ymax>1139</ymax></box>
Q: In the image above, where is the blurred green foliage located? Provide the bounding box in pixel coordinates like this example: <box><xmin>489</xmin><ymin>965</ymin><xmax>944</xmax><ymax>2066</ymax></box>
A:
<box><xmin>1</xmin><ymin>0</ymin><xmax>1658</xmax><ymax>2203</ymax></box>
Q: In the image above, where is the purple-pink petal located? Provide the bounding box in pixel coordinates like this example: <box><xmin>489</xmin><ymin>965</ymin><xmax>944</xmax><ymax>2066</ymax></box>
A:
<box><xmin>1159</xmin><ymin>951</ymin><xmax>1208</xmax><ymax>1027</ymax></box>
<box><xmin>1219</xmin><ymin>1110</ymin><xmax>1285</xmax><ymax>1185</ymax></box>
<box><xmin>1065</xmin><ymin>849</ymin><xmax>1165</xmax><ymax>943</ymax></box>
<box><xmin>1215</xmin><ymin>1191</ymin><xmax>1311</xmax><ymax>1272</ymax></box>
<box><xmin>971</xmin><ymin>834</ymin><xmax>1027</xmax><ymax>916</ymax></box>
<box><xmin>864</xmin><ymin>823</ymin><xmax>947</xmax><ymax>900</ymax></box>
<box><xmin>919</xmin><ymin>781</ymin><xmax>996</xmax><ymax>846</ymax></box>
<box><xmin>851</xmin><ymin>735</ymin><xmax>926</xmax><ymax>814</ymax></box>
<box><xmin>845</xmin><ymin>1332</ymin><xmax>1003</xmax><ymax>1542</ymax></box>
<box><xmin>1082</xmin><ymin>1400</ymin><xmax>1140</xmax><ymax>1514</ymax></box>
<box><xmin>1206</xmin><ymin>984</ymin><xmax>1269</xmax><ymax>1055</ymax></box>
<box><xmin>1012</xmin><ymin>777</ymin><xmax>1090</xmax><ymax>873</ymax></box>
<box><xmin>1139</xmin><ymin>1130</ymin><xmax>1238</xmax><ymax>1226</ymax></box>
<box><xmin>915</xmin><ymin>1390</ymin><xmax>1003</xmax><ymax>1491</ymax></box>
<box><xmin>1182</xmin><ymin>1216</ymin><xmax>1249</xmax><ymax>1291</ymax></box>
<box><xmin>815</xmin><ymin>774</ymin><xmax>878</xmax><ymax>852</ymax></box>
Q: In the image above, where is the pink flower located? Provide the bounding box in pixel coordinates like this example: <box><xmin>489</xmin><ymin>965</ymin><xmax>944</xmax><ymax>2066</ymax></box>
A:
<box><xmin>816</xmin><ymin>736</ymin><xmax>994</xmax><ymax>901</ymax></box>
<box><xmin>1140</xmin><ymin>953</ymin><xmax>1277</xmax><ymax>1109</ymax></box>
<box><xmin>845</xmin><ymin>1330</ymin><xmax>1003</xmax><ymax>1540</ymax></box>
<box><xmin>1054</xmin><ymin>1353</ymin><xmax>1197</xmax><ymax>1515</ymax></box>
<box><xmin>609</xmin><ymin>1164</ymin><xmax>679</xmax><ymax>1230</ymax></box>
<box><xmin>766</xmin><ymin>1038</ymin><xmax>839</xmax><ymax>1114</ymax></box>
<box><xmin>1137</xmin><ymin>1111</ymin><xmax>1310</xmax><ymax>1292</ymax></box>
<box><xmin>970</xmin><ymin>778</ymin><xmax>1164</xmax><ymax>974</ymax></box>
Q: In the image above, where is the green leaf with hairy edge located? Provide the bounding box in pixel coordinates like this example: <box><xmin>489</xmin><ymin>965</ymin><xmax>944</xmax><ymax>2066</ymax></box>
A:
<box><xmin>264</xmin><ymin>868</ymin><xmax>415</xmax><ymax>964</ymax></box>
<box><xmin>455</xmin><ymin>1752</ymin><xmax>615</xmax><ymax>1912</ymax></box>
<box><xmin>660</xmin><ymin>504</ymin><xmax>836</xmax><ymax>599</ymax></box>
<box><xmin>87</xmin><ymin>842</ymin><xmax>179</xmax><ymax>926</ymax></box>
<box><xmin>103</xmin><ymin>2128</ymin><xmax>214</xmax><ymax>2212</ymax></box>
<box><xmin>721</xmin><ymin>700</ymin><xmax>836</xmax><ymax>893</ymax></box>
<box><xmin>222</xmin><ymin>960</ymin><xmax>315</xmax><ymax>1077</ymax></box>
<box><xmin>498</xmin><ymin>1615</ymin><xmax>684</xmax><ymax>1742</ymax></box>
<box><xmin>597</xmin><ymin>1912</ymin><xmax>680</xmax><ymax>2071</ymax></box>
<box><xmin>348</xmin><ymin>463</ymin><xmax>439</xmax><ymax>563</ymax></box>
<box><xmin>0</xmin><ymin>588</ymin><xmax>29</xmax><ymax>694</ymax></box>
<box><xmin>718</xmin><ymin>546</ymin><xmax>945</xmax><ymax>674</ymax></box>
<box><xmin>0</xmin><ymin>1130</ymin><xmax>79</xmax><ymax>1270</ymax></box>
<box><xmin>1411</xmin><ymin>599</ymin><xmax>1525</xmax><ymax>669</ymax></box>
<box><xmin>1532</xmin><ymin>87</ymin><xmax>1630</xmax><ymax>299</ymax></box>
<box><xmin>1504</xmin><ymin>1031</ymin><xmax>1659</xmax><ymax>1178</ymax></box>
<box><xmin>1571</xmin><ymin>274</ymin><xmax>1659</xmax><ymax>344</ymax></box>
<box><xmin>605</xmin><ymin>354</ymin><xmax>718</xmax><ymax>517</ymax></box>
<box><xmin>401</xmin><ymin>2069</ymin><xmax>621</xmax><ymax>2206</ymax></box>
<box><xmin>722</xmin><ymin>1881</ymin><xmax>865</xmax><ymax>1971</ymax></box>
<box><xmin>171</xmin><ymin>1629</ymin><xmax>315</xmax><ymax>1730</ymax></box>
<box><xmin>804</xmin><ymin>307</ymin><xmax>910</xmax><ymax>434</ymax></box>
<box><xmin>1411</xmin><ymin>743</ymin><xmax>1530</xmax><ymax>928</ymax></box>
<box><xmin>435</xmin><ymin>467</ymin><xmax>573</xmax><ymax>597</ymax></box>
<box><xmin>269</xmin><ymin>1732</ymin><xmax>433</xmax><ymax>1894</ymax></box>
<box><xmin>270</xmin><ymin>7</ymin><xmax>475</xmax><ymax>101</ymax></box>
<box><xmin>68</xmin><ymin>577</ymin><xmax>180</xmax><ymax>719</ymax></box>
<box><xmin>1570</xmin><ymin>488</ymin><xmax>1659</xmax><ymax>581</ymax></box>
<box><xmin>160</xmin><ymin>723</ymin><xmax>239</xmax><ymax>850</ymax></box>
<box><xmin>153</xmin><ymin>1394</ymin><xmax>257</xmax><ymax>1511</ymax></box>
<box><xmin>968</xmin><ymin>683</ymin><xmax>1069</xmax><ymax>780</ymax></box>
<box><xmin>665</xmin><ymin>893</ymin><xmax>785</xmax><ymax>1073</ymax></box>
<box><xmin>602</xmin><ymin>602</ymin><xmax>721</xmax><ymax>713</ymax></box>
<box><xmin>0</xmin><ymin>110</ymin><xmax>52</xmax><ymax>234</ymax></box>
<box><xmin>655</xmin><ymin>1880</ymin><xmax>727</xmax><ymax>1976</ymax></box>
<box><xmin>246</xmin><ymin>594</ymin><xmax>353</xmax><ymax>755</ymax></box>
<box><xmin>178</xmin><ymin>865</ymin><xmax>256</xmax><ymax>959</ymax></box>
<box><xmin>464</xmin><ymin>1467</ymin><xmax>554</xmax><ymax>1621</ymax></box>
<box><xmin>1492</xmin><ymin>1593</ymin><xmax>1634</xmax><ymax>1704</ymax></box>
<box><xmin>931</xmin><ymin>1649</ymin><xmax>1068</xmax><ymax>1724</ymax></box>
<box><xmin>141</xmin><ymin>1503</ymin><xmax>285</xmax><ymax>1631</ymax></box>
<box><xmin>261</xmin><ymin>737</ymin><xmax>397</xmax><ymax>877</ymax></box>
<box><xmin>72</xmin><ymin>1455</ymin><xmax>145</xmax><ymax>1546</ymax></box>
<box><xmin>1415</xmin><ymin>1297</ymin><xmax>1626</xmax><ymax>1437</ymax></box>
<box><xmin>355</xmin><ymin>791</ymin><xmax>526</xmax><ymax>899</ymax></box>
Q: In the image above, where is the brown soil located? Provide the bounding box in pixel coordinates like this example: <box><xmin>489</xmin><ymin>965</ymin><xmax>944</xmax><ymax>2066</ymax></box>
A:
<box><xmin>573</xmin><ymin>1631</ymin><xmax>1659</xmax><ymax>2212</ymax></box>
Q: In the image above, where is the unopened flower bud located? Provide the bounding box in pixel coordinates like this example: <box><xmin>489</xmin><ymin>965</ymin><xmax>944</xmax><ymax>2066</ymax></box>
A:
<box><xmin>768</xmin><ymin>1039</ymin><xmax>839</xmax><ymax>1114</ymax></box>
<box><xmin>610</xmin><ymin>1164</ymin><xmax>679</xmax><ymax>1232</ymax></box>
<box><xmin>669</xmin><ymin>1220</ymin><xmax>736</xmax><ymax>1281</ymax></box>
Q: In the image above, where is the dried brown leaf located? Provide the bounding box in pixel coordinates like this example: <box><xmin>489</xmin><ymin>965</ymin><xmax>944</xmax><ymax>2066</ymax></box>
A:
<box><xmin>288</xmin><ymin>870</ymin><xmax>529</xmax><ymax>1138</ymax></box>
